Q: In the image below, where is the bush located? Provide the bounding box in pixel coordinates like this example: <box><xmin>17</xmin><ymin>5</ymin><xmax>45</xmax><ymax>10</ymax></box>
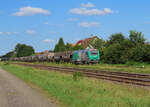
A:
<box><xmin>73</xmin><ymin>72</ymin><xmax>83</xmax><ymax>81</ymax></box>
<box><xmin>102</xmin><ymin>43</ymin><xmax>124</xmax><ymax>64</ymax></box>
<box><xmin>125</xmin><ymin>61</ymin><xmax>137</xmax><ymax>66</ymax></box>
<box><xmin>4</xmin><ymin>61</ymin><xmax>10</xmax><ymax>65</ymax></box>
<box><xmin>128</xmin><ymin>44</ymin><xmax>150</xmax><ymax>63</ymax></box>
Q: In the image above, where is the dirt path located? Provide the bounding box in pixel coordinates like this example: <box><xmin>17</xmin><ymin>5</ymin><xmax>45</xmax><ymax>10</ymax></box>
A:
<box><xmin>0</xmin><ymin>67</ymin><xmax>59</xmax><ymax>107</ymax></box>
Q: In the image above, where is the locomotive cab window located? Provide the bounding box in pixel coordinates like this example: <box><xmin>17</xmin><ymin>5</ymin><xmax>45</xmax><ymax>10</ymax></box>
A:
<box><xmin>91</xmin><ymin>51</ymin><xmax>98</xmax><ymax>55</ymax></box>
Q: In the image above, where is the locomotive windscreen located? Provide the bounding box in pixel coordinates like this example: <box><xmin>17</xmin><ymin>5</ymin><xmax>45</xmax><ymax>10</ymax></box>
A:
<box><xmin>91</xmin><ymin>50</ymin><xmax>98</xmax><ymax>55</ymax></box>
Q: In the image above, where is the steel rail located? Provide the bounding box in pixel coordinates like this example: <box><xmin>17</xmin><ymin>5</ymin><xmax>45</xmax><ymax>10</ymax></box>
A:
<box><xmin>12</xmin><ymin>63</ymin><xmax>150</xmax><ymax>87</ymax></box>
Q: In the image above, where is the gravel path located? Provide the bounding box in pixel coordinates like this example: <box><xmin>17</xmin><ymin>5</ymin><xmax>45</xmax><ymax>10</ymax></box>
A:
<box><xmin>0</xmin><ymin>67</ymin><xmax>59</xmax><ymax>107</ymax></box>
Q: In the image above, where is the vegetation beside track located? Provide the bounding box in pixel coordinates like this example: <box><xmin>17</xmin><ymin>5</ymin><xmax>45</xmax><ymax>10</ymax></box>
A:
<box><xmin>31</xmin><ymin>62</ymin><xmax>150</xmax><ymax>74</ymax></box>
<box><xmin>1</xmin><ymin>62</ymin><xmax>150</xmax><ymax>107</ymax></box>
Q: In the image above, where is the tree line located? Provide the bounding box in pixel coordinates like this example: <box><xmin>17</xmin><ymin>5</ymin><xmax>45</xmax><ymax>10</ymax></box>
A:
<box><xmin>1</xmin><ymin>30</ymin><xmax>150</xmax><ymax>64</ymax></box>
<box><xmin>97</xmin><ymin>30</ymin><xmax>150</xmax><ymax>64</ymax></box>
<box><xmin>0</xmin><ymin>44</ymin><xmax>35</xmax><ymax>59</ymax></box>
<box><xmin>54</xmin><ymin>30</ymin><xmax>150</xmax><ymax>64</ymax></box>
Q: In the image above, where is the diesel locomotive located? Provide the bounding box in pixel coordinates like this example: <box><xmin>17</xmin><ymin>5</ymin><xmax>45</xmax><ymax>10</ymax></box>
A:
<box><xmin>72</xmin><ymin>49</ymin><xmax>100</xmax><ymax>64</ymax></box>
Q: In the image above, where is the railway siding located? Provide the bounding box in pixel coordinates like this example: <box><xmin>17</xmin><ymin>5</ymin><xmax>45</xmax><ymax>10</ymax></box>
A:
<box><xmin>12</xmin><ymin>63</ymin><xmax>150</xmax><ymax>87</ymax></box>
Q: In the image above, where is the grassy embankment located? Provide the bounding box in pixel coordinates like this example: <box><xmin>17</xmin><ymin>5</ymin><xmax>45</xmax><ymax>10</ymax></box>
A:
<box><xmin>32</xmin><ymin>62</ymin><xmax>150</xmax><ymax>74</ymax></box>
<box><xmin>0</xmin><ymin>62</ymin><xmax>150</xmax><ymax>107</ymax></box>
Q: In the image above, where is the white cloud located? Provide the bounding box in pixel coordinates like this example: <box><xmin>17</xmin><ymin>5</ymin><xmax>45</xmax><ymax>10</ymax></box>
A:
<box><xmin>70</xmin><ymin>8</ymin><xmax>113</xmax><ymax>16</ymax></box>
<box><xmin>80</xmin><ymin>2</ymin><xmax>95</xmax><ymax>8</ymax></box>
<box><xmin>12</xmin><ymin>6</ymin><xmax>51</xmax><ymax>16</ymax></box>
<box><xmin>6</xmin><ymin>32</ymin><xmax>12</xmax><ymax>35</ymax></box>
<box><xmin>49</xmin><ymin>31</ymin><xmax>57</xmax><ymax>34</ymax></box>
<box><xmin>26</xmin><ymin>30</ymin><xmax>36</xmax><ymax>35</ymax></box>
<box><xmin>0</xmin><ymin>32</ymin><xmax>18</xmax><ymax>35</ymax></box>
<box><xmin>43</xmin><ymin>39</ymin><xmax>54</xmax><ymax>43</ymax></box>
<box><xmin>44</xmin><ymin>22</ymin><xmax>49</xmax><ymax>25</ymax></box>
<box><xmin>13</xmin><ymin>32</ymin><xmax>18</xmax><ymax>34</ymax></box>
<box><xmin>48</xmin><ymin>24</ymin><xmax>64</xmax><ymax>27</ymax></box>
<box><xmin>144</xmin><ymin>22</ymin><xmax>150</xmax><ymax>24</ymax></box>
<box><xmin>68</xmin><ymin>18</ymin><xmax>79</xmax><ymax>22</ymax></box>
<box><xmin>0</xmin><ymin>32</ymin><xmax>3</xmax><ymax>35</ymax></box>
<box><xmin>79</xmin><ymin>22</ymin><xmax>100</xmax><ymax>28</ymax></box>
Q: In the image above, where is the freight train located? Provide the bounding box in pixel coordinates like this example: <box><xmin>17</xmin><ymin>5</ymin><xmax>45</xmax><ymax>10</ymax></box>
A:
<box><xmin>1</xmin><ymin>49</ymin><xmax>100</xmax><ymax>64</ymax></box>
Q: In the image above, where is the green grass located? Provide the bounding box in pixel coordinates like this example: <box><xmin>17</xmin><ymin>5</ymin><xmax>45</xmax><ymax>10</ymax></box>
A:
<box><xmin>1</xmin><ymin>62</ymin><xmax>150</xmax><ymax>107</ymax></box>
<box><xmin>31</xmin><ymin>62</ymin><xmax>150</xmax><ymax>74</ymax></box>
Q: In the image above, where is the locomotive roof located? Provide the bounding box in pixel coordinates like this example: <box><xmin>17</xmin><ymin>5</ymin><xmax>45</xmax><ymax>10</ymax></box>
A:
<box><xmin>73</xmin><ymin>49</ymin><xmax>98</xmax><ymax>53</ymax></box>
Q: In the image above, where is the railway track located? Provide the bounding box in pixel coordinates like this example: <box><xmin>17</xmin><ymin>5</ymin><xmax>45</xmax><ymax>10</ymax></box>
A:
<box><xmin>12</xmin><ymin>63</ymin><xmax>150</xmax><ymax>87</ymax></box>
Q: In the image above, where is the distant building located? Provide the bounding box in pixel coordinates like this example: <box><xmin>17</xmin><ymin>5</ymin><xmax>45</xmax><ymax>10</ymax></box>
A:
<box><xmin>71</xmin><ymin>43</ymin><xmax>76</xmax><ymax>47</ymax></box>
<box><xmin>76</xmin><ymin>36</ymin><xmax>99</xmax><ymax>49</ymax></box>
<box><xmin>35</xmin><ymin>50</ymin><xmax>54</xmax><ymax>55</ymax></box>
<box><xmin>35</xmin><ymin>36</ymin><xmax>100</xmax><ymax>54</ymax></box>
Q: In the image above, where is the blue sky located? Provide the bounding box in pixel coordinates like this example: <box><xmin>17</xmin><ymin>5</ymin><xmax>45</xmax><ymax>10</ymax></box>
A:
<box><xmin>0</xmin><ymin>0</ymin><xmax>150</xmax><ymax>55</ymax></box>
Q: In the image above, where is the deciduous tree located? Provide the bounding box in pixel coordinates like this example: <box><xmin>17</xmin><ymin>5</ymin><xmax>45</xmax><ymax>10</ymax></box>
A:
<box><xmin>15</xmin><ymin>43</ymin><xmax>35</xmax><ymax>57</ymax></box>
